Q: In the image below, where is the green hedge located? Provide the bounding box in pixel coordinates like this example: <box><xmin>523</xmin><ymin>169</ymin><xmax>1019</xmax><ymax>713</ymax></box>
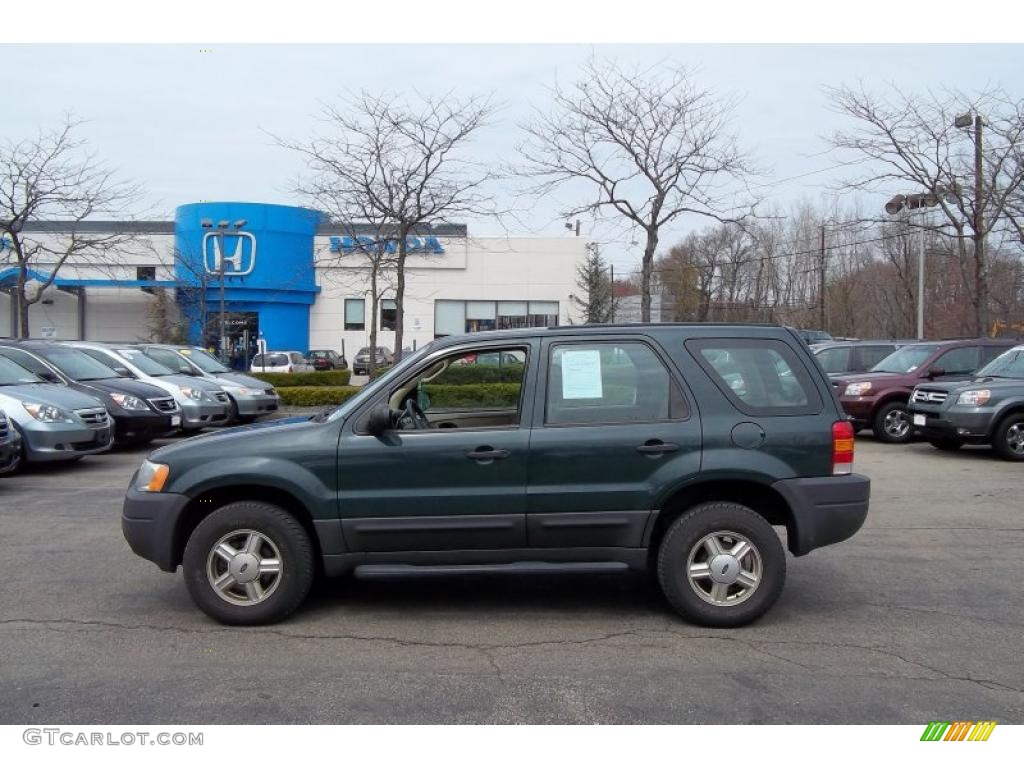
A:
<box><xmin>369</xmin><ymin>365</ymin><xmax>392</xmax><ymax>380</ymax></box>
<box><xmin>276</xmin><ymin>385</ymin><xmax>361</xmax><ymax>407</ymax></box>
<box><xmin>430</xmin><ymin>364</ymin><xmax>525</xmax><ymax>385</ymax></box>
<box><xmin>249</xmin><ymin>370</ymin><xmax>351</xmax><ymax>388</ymax></box>
<box><xmin>423</xmin><ymin>383</ymin><xmax>522</xmax><ymax>409</ymax></box>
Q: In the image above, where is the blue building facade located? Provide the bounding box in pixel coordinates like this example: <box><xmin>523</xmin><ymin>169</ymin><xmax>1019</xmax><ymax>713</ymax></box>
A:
<box><xmin>174</xmin><ymin>202</ymin><xmax>324</xmax><ymax>353</ymax></box>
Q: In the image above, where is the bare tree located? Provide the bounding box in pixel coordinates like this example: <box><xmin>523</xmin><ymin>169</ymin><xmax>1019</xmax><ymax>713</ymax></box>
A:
<box><xmin>277</xmin><ymin>91</ymin><xmax>498</xmax><ymax>361</ymax></box>
<box><xmin>0</xmin><ymin>115</ymin><xmax>143</xmax><ymax>338</ymax></box>
<box><xmin>827</xmin><ymin>84</ymin><xmax>1024</xmax><ymax>335</ymax></box>
<box><xmin>518</xmin><ymin>58</ymin><xmax>757</xmax><ymax>322</ymax></box>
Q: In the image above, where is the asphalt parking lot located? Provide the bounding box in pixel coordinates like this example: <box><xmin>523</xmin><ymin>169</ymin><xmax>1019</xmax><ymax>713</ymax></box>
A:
<box><xmin>1</xmin><ymin>435</ymin><xmax>1022</xmax><ymax>724</ymax></box>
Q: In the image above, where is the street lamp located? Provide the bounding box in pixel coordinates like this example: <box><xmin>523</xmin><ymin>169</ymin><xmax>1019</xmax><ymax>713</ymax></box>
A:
<box><xmin>884</xmin><ymin>192</ymin><xmax>943</xmax><ymax>340</ymax></box>
<box><xmin>954</xmin><ymin>111</ymin><xmax>987</xmax><ymax>333</ymax></box>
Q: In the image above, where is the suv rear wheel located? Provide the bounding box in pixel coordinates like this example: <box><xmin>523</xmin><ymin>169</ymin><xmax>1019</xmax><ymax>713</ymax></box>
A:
<box><xmin>657</xmin><ymin>502</ymin><xmax>786</xmax><ymax>627</ymax></box>
<box><xmin>992</xmin><ymin>412</ymin><xmax>1024</xmax><ymax>462</ymax></box>
<box><xmin>182</xmin><ymin>501</ymin><xmax>314</xmax><ymax>625</ymax></box>
<box><xmin>873</xmin><ymin>401</ymin><xmax>913</xmax><ymax>443</ymax></box>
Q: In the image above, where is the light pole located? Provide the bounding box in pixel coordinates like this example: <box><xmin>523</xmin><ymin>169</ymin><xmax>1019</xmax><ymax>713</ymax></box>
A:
<box><xmin>955</xmin><ymin>111</ymin><xmax>987</xmax><ymax>335</ymax></box>
<box><xmin>884</xmin><ymin>193</ymin><xmax>942</xmax><ymax>339</ymax></box>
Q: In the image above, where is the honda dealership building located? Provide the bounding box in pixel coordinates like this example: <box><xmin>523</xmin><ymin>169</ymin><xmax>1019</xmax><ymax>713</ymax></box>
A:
<box><xmin>0</xmin><ymin>202</ymin><xmax>585</xmax><ymax>355</ymax></box>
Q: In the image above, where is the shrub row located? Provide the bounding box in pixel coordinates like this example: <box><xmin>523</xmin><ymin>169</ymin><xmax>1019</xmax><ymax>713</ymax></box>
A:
<box><xmin>423</xmin><ymin>383</ymin><xmax>522</xmax><ymax>409</ymax></box>
<box><xmin>431</xmin><ymin>364</ymin><xmax>525</xmax><ymax>384</ymax></box>
<box><xmin>276</xmin><ymin>385</ymin><xmax>360</xmax><ymax>407</ymax></box>
<box><xmin>250</xmin><ymin>370</ymin><xmax>351</xmax><ymax>388</ymax></box>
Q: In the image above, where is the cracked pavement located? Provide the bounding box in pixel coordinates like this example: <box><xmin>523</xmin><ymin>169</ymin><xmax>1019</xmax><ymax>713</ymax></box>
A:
<box><xmin>1</xmin><ymin>438</ymin><xmax>1022</xmax><ymax>723</ymax></box>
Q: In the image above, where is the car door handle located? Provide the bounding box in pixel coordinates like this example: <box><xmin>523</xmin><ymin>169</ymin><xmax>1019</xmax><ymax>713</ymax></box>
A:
<box><xmin>466</xmin><ymin>447</ymin><xmax>511</xmax><ymax>462</ymax></box>
<box><xmin>635</xmin><ymin>440</ymin><xmax>680</xmax><ymax>455</ymax></box>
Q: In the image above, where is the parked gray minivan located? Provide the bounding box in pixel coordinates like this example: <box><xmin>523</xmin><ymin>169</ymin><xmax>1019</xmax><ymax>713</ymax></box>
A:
<box><xmin>0</xmin><ymin>356</ymin><xmax>113</xmax><ymax>465</ymax></box>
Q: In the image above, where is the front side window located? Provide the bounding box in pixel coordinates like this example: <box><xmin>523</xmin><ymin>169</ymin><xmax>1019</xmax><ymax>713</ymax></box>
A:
<box><xmin>380</xmin><ymin>299</ymin><xmax>397</xmax><ymax>331</ymax></box>
<box><xmin>344</xmin><ymin>298</ymin><xmax>365</xmax><ymax>331</ymax></box>
<box><xmin>546</xmin><ymin>342</ymin><xmax>684</xmax><ymax>425</ymax></box>
<box><xmin>688</xmin><ymin>338</ymin><xmax>821</xmax><ymax>415</ymax></box>
<box><xmin>933</xmin><ymin>346</ymin><xmax>979</xmax><ymax>375</ymax></box>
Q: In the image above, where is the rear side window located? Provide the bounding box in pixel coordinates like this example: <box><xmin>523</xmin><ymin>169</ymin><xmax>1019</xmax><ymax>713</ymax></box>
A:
<box><xmin>546</xmin><ymin>341</ymin><xmax>687</xmax><ymax>425</ymax></box>
<box><xmin>687</xmin><ymin>338</ymin><xmax>822</xmax><ymax>416</ymax></box>
<box><xmin>814</xmin><ymin>346</ymin><xmax>850</xmax><ymax>374</ymax></box>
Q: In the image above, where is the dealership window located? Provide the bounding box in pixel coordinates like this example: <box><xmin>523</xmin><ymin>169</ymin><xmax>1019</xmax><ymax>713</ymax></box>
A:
<box><xmin>344</xmin><ymin>298</ymin><xmax>365</xmax><ymax>331</ymax></box>
<box><xmin>434</xmin><ymin>300</ymin><xmax>560</xmax><ymax>338</ymax></box>
<box><xmin>380</xmin><ymin>299</ymin><xmax>397</xmax><ymax>331</ymax></box>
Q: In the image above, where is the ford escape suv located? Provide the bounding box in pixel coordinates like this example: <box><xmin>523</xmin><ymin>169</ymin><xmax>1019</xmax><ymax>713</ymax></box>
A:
<box><xmin>122</xmin><ymin>324</ymin><xmax>870</xmax><ymax>627</ymax></box>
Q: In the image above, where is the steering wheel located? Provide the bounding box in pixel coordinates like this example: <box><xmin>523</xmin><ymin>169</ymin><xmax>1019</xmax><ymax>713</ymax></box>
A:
<box><xmin>399</xmin><ymin>397</ymin><xmax>432</xmax><ymax>430</ymax></box>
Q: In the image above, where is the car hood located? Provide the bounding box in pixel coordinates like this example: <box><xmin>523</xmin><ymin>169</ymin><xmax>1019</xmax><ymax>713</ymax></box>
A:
<box><xmin>917</xmin><ymin>377</ymin><xmax>1024</xmax><ymax>395</ymax></box>
<box><xmin>205</xmin><ymin>372</ymin><xmax>273</xmax><ymax>390</ymax></box>
<box><xmin>831</xmin><ymin>371</ymin><xmax>915</xmax><ymax>386</ymax></box>
<box><xmin>154</xmin><ymin>374</ymin><xmax>224</xmax><ymax>392</ymax></box>
<box><xmin>0</xmin><ymin>383</ymin><xmax>107</xmax><ymax>410</ymax></box>
<box><xmin>72</xmin><ymin>377</ymin><xmax>171</xmax><ymax>400</ymax></box>
<box><xmin>150</xmin><ymin>416</ymin><xmax>312</xmax><ymax>461</ymax></box>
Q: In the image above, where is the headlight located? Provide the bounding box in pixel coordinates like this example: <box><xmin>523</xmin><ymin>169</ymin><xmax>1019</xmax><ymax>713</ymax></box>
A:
<box><xmin>844</xmin><ymin>382</ymin><xmax>872</xmax><ymax>396</ymax></box>
<box><xmin>957</xmin><ymin>389</ymin><xmax>991</xmax><ymax>406</ymax></box>
<box><xmin>110</xmin><ymin>392</ymin><xmax>149</xmax><ymax>411</ymax></box>
<box><xmin>22</xmin><ymin>402</ymin><xmax>70</xmax><ymax>423</ymax></box>
<box><xmin>234</xmin><ymin>387</ymin><xmax>263</xmax><ymax>396</ymax></box>
<box><xmin>135</xmin><ymin>460</ymin><xmax>170</xmax><ymax>492</ymax></box>
<box><xmin>179</xmin><ymin>387</ymin><xmax>205</xmax><ymax>401</ymax></box>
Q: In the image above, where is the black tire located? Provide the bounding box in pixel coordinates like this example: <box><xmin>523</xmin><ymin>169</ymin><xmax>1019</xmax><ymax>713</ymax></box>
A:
<box><xmin>928</xmin><ymin>437</ymin><xmax>964</xmax><ymax>452</ymax></box>
<box><xmin>991</xmin><ymin>412</ymin><xmax>1024</xmax><ymax>462</ymax></box>
<box><xmin>182</xmin><ymin>501</ymin><xmax>314</xmax><ymax>625</ymax></box>
<box><xmin>226</xmin><ymin>397</ymin><xmax>240</xmax><ymax>425</ymax></box>
<box><xmin>872</xmin><ymin>400</ymin><xmax>914</xmax><ymax>444</ymax></box>
<box><xmin>656</xmin><ymin>502</ymin><xmax>786</xmax><ymax>628</ymax></box>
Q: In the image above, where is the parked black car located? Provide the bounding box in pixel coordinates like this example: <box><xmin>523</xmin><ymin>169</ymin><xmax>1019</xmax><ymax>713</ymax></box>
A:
<box><xmin>308</xmin><ymin>349</ymin><xmax>348</xmax><ymax>371</ymax></box>
<box><xmin>123</xmin><ymin>323</ymin><xmax>870</xmax><ymax>628</ymax></box>
<box><xmin>813</xmin><ymin>340</ymin><xmax>915</xmax><ymax>377</ymax></box>
<box><xmin>909</xmin><ymin>344</ymin><xmax>1024</xmax><ymax>460</ymax></box>
<box><xmin>0</xmin><ymin>342</ymin><xmax>181</xmax><ymax>446</ymax></box>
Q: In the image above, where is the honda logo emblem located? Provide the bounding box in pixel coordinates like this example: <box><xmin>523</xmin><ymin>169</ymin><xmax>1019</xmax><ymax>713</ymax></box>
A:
<box><xmin>203</xmin><ymin>231</ymin><xmax>256</xmax><ymax>277</ymax></box>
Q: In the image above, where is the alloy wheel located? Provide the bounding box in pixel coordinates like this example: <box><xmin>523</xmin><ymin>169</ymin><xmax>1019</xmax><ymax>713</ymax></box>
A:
<box><xmin>686</xmin><ymin>530</ymin><xmax>763</xmax><ymax>606</ymax></box>
<box><xmin>206</xmin><ymin>529</ymin><xmax>283</xmax><ymax>606</ymax></box>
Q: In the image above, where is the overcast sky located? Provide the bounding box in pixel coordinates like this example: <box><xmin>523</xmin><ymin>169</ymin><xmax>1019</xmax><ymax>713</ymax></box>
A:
<box><xmin>3</xmin><ymin>44</ymin><xmax>1022</xmax><ymax>272</ymax></box>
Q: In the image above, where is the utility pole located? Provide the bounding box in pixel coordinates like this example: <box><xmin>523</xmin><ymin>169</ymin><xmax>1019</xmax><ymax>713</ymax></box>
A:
<box><xmin>819</xmin><ymin>223</ymin><xmax>826</xmax><ymax>330</ymax></box>
<box><xmin>609</xmin><ymin>262</ymin><xmax>615</xmax><ymax>323</ymax></box>
<box><xmin>973</xmin><ymin>113</ymin><xmax>987</xmax><ymax>336</ymax></box>
<box><xmin>916</xmin><ymin>209</ymin><xmax>926</xmax><ymax>340</ymax></box>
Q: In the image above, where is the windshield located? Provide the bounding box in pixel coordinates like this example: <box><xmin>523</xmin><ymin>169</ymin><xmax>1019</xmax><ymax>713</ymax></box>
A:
<box><xmin>42</xmin><ymin>348</ymin><xmax>121</xmax><ymax>381</ymax></box>
<box><xmin>976</xmin><ymin>347</ymin><xmax>1024</xmax><ymax>379</ymax></box>
<box><xmin>115</xmin><ymin>348</ymin><xmax>176</xmax><ymax>376</ymax></box>
<box><xmin>252</xmin><ymin>353</ymin><xmax>289</xmax><ymax>367</ymax></box>
<box><xmin>0</xmin><ymin>356</ymin><xmax>43</xmax><ymax>386</ymax></box>
<box><xmin>871</xmin><ymin>344</ymin><xmax>939</xmax><ymax>374</ymax></box>
<box><xmin>177</xmin><ymin>348</ymin><xmax>231</xmax><ymax>373</ymax></box>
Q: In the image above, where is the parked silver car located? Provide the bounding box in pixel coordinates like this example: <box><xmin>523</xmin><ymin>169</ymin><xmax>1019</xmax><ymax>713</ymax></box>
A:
<box><xmin>133</xmin><ymin>344</ymin><xmax>280</xmax><ymax>423</ymax></box>
<box><xmin>66</xmin><ymin>342</ymin><xmax>230</xmax><ymax>433</ymax></box>
<box><xmin>0</xmin><ymin>356</ymin><xmax>114</xmax><ymax>465</ymax></box>
<box><xmin>0</xmin><ymin>408</ymin><xmax>22</xmax><ymax>474</ymax></box>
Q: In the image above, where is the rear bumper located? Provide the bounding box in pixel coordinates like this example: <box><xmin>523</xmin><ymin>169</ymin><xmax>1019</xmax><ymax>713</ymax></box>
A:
<box><xmin>771</xmin><ymin>474</ymin><xmax>870</xmax><ymax>556</ymax></box>
<box><xmin>122</xmin><ymin>488</ymin><xmax>191</xmax><ymax>572</ymax></box>
<box><xmin>233</xmin><ymin>393</ymin><xmax>280</xmax><ymax>417</ymax></box>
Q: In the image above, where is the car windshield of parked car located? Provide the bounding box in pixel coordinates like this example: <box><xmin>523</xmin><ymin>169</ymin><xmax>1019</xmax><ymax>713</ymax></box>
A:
<box><xmin>115</xmin><ymin>348</ymin><xmax>176</xmax><ymax>376</ymax></box>
<box><xmin>0</xmin><ymin>356</ymin><xmax>43</xmax><ymax>386</ymax></box>
<box><xmin>252</xmin><ymin>353</ymin><xmax>289</xmax><ymax>367</ymax></box>
<box><xmin>871</xmin><ymin>344</ymin><xmax>940</xmax><ymax>374</ymax></box>
<box><xmin>43</xmin><ymin>348</ymin><xmax>121</xmax><ymax>381</ymax></box>
<box><xmin>309</xmin><ymin>351</ymin><xmax>331</xmax><ymax>359</ymax></box>
<box><xmin>975</xmin><ymin>347</ymin><xmax>1024</xmax><ymax>379</ymax></box>
<box><xmin>177</xmin><ymin>348</ymin><xmax>230</xmax><ymax>374</ymax></box>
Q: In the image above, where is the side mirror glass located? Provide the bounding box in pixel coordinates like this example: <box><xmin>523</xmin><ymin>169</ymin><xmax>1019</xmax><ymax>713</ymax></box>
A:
<box><xmin>366</xmin><ymin>404</ymin><xmax>392</xmax><ymax>436</ymax></box>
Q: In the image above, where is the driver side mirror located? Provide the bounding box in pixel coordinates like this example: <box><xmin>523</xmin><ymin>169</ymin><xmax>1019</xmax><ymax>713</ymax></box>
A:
<box><xmin>39</xmin><ymin>371</ymin><xmax>62</xmax><ymax>384</ymax></box>
<box><xmin>927</xmin><ymin>367</ymin><xmax>945</xmax><ymax>378</ymax></box>
<box><xmin>365</xmin><ymin>404</ymin><xmax>392</xmax><ymax>436</ymax></box>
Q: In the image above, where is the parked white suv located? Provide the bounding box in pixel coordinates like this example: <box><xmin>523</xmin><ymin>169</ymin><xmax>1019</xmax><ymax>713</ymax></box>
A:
<box><xmin>250</xmin><ymin>351</ymin><xmax>312</xmax><ymax>374</ymax></box>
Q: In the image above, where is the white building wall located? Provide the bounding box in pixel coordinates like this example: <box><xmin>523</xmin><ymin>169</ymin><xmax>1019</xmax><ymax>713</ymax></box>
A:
<box><xmin>310</xmin><ymin>236</ymin><xmax>585</xmax><ymax>356</ymax></box>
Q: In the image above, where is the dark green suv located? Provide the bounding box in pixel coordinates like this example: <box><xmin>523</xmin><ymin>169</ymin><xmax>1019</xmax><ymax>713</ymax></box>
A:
<box><xmin>122</xmin><ymin>324</ymin><xmax>870</xmax><ymax>627</ymax></box>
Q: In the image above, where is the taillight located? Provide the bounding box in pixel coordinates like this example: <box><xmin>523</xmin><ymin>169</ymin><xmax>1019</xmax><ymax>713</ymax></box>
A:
<box><xmin>832</xmin><ymin>420</ymin><xmax>855</xmax><ymax>475</ymax></box>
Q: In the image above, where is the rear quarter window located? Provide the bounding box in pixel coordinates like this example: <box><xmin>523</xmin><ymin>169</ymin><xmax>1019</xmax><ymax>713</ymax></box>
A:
<box><xmin>686</xmin><ymin>338</ymin><xmax>823</xmax><ymax>416</ymax></box>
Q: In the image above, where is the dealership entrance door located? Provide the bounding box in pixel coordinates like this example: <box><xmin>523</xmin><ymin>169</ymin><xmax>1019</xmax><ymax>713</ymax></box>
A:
<box><xmin>205</xmin><ymin>311</ymin><xmax>259</xmax><ymax>369</ymax></box>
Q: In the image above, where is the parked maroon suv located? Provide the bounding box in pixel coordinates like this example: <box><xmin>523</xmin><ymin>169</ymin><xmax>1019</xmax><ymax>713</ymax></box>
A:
<box><xmin>831</xmin><ymin>339</ymin><xmax>1015</xmax><ymax>443</ymax></box>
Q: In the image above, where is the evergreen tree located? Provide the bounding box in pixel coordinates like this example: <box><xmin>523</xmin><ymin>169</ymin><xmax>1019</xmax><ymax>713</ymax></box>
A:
<box><xmin>574</xmin><ymin>245</ymin><xmax>616</xmax><ymax>323</ymax></box>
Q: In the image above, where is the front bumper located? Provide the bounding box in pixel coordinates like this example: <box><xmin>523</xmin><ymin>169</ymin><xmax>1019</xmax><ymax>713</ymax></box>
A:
<box><xmin>179</xmin><ymin>399</ymin><xmax>229</xmax><ymax>429</ymax></box>
<box><xmin>837</xmin><ymin>396</ymin><xmax>878</xmax><ymax>424</ymax></box>
<box><xmin>232</xmin><ymin>392</ymin><xmax>280</xmax><ymax>417</ymax></box>
<box><xmin>909</xmin><ymin>405</ymin><xmax>995</xmax><ymax>442</ymax></box>
<box><xmin>21</xmin><ymin>420</ymin><xmax>114</xmax><ymax>462</ymax></box>
<box><xmin>122</xmin><ymin>487</ymin><xmax>191</xmax><ymax>572</ymax></box>
<box><xmin>112</xmin><ymin>411</ymin><xmax>178</xmax><ymax>442</ymax></box>
<box><xmin>771</xmin><ymin>474</ymin><xmax>871</xmax><ymax>556</ymax></box>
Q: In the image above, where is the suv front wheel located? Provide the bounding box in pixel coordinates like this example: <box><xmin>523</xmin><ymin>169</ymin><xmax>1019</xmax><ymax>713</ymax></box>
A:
<box><xmin>873</xmin><ymin>401</ymin><xmax>913</xmax><ymax>443</ymax></box>
<box><xmin>182</xmin><ymin>501</ymin><xmax>315</xmax><ymax>625</ymax></box>
<box><xmin>657</xmin><ymin>502</ymin><xmax>786</xmax><ymax>627</ymax></box>
<box><xmin>992</xmin><ymin>412</ymin><xmax>1024</xmax><ymax>462</ymax></box>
